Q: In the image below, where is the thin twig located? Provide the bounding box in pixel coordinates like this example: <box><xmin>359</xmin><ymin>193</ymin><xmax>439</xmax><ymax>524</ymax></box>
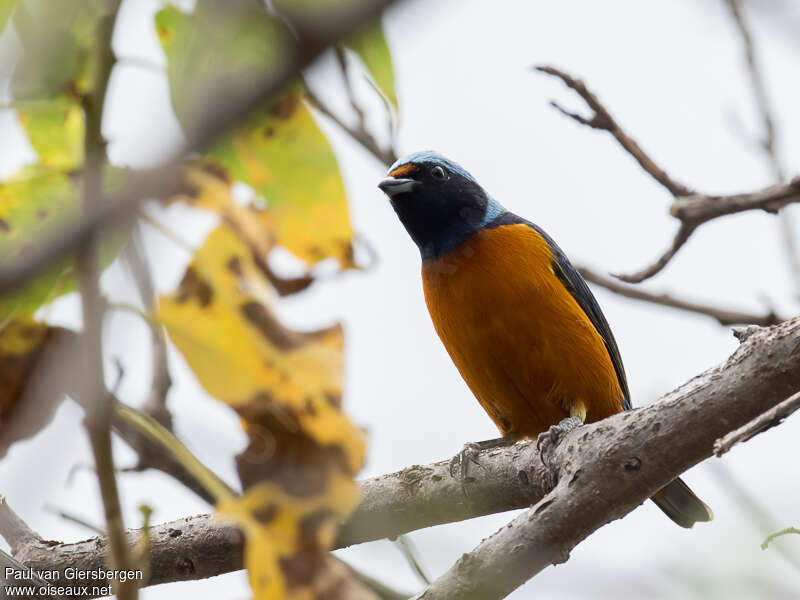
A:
<box><xmin>535</xmin><ymin>64</ymin><xmax>800</xmax><ymax>283</ymax></box>
<box><xmin>725</xmin><ymin>0</ymin><xmax>800</xmax><ymax>297</ymax></box>
<box><xmin>345</xmin><ymin>561</ymin><xmax>413</xmax><ymax>600</ymax></box>
<box><xmin>578</xmin><ymin>265</ymin><xmax>783</xmax><ymax>326</ymax></box>
<box><xmin>43</xmin><ymin>504</ymin><xmax>105</xmax><ymax>536</ymax></box>
<box><xmin>613</xmin><ymin>222</ymin><xmax>695</xmax><ymax>283</ymax></box>
<box><xmin>396</xmin><ymin>535</ymin><xmax>430</xmax><ymax>586</ymax></box>
<box><xmin>123</xmin><ymin>227</ymin><xmax>173</xmax><ymax>429</ymax></box>
<box><xmin>76</xmin><ymin>5</ymin><xmax>137</xmax><ymax>599</ymax></box>
<box><xmin>714</xmin><ymin>389</ymin><xmax>800</xmax><ymax>456</ymax></box>
<box><xmin>534</xmin><ymin>65</ymin><xmax>693</xmax><ymax>197</ymax></box>
<box><xmin>337</xmin><ymin>46</ymin><xmax>369</xmax><ymax>133</ymax></box>
<box><xmin>305</xmin><ymin>86</ymin><xmax>396</xmax><ymax>166</ymax></box>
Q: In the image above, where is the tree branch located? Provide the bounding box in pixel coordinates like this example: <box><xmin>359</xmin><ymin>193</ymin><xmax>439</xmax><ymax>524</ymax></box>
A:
<box><xmin>535</xmin><ymin>64</ymin><xmax>800</xmax><ymax>283</ymax></box>
<box><xmin>76</xmin><ymin>4</ymin><xmax>137</xmax><ymax>599</ymax></box>
<box><xmin>725</xmin><ymin>0</ymin><xmax>800</xmax><ymax>295</ymax></box>
<box><xmin>6</xmin><ymin>317</ymin><xmax>800</xmax><ymax>598</ymax></box>
<box><xmin>670</xmin><ymin>178</ymin><xmax>800</xmax><ymax>223</ymax></box>
<box><xmin>412</xmin><ymin>317</ymin><xmax>800</xmax><ymax>599</ymax></box>
<box><xmin>534</xmin><ymin>65</ymin><xmax>693</xmax><ymax>197</ymax></box>
<box><xmin>578</xmin><ymin>265</ymin><xmax>784</xmax><ymax>326</ymax></box>
<box><xmin>714</xmin><ymin>389</ymin><xmax>800</xmax><ymax>456</ymax></box>
<box><xmin>0</xmin><ymin>496</ymin><xmax>44</xmax><ymax>556</ymax></box>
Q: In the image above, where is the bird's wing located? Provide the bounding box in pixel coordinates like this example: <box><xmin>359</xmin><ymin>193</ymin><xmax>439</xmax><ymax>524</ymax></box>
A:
<box><xmin>532</xmin><ymin>223</ymin><xmax>632</xmax><ymax>410</ymax></box>
<box><xmin>488</xmin><ymin>213</ymin><xmax>632</xmax><ymax>410</ymax></box>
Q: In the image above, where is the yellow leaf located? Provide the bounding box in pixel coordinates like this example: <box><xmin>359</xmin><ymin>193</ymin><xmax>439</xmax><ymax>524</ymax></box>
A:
<box><xmin>206</xmin><ymin>87</ymin><xmax>355</xmax><ymax>267</ymax></box>
<box><xmin>158</xmin><ymin>226</ymin><xmax>363</xmax><ymax>469</ymax></box>
<box><xmin>216</xmin><ymin>477</ymin><xmax>360</xmax><ymax>599</ymax></box>
<box><xmin>158</xmin><ymin>225</ymin><xmax>365</xmax><ymax>599</ymax></box>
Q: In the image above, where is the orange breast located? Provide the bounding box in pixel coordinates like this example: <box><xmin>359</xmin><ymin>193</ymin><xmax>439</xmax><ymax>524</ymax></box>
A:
<box><xmin>422</xmin><ymin>224</ymin><xmax>624</xmax><ymax>438</ymax></box>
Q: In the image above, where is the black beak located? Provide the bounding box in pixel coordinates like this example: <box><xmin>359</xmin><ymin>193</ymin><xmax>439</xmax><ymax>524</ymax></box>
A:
<box><xmin>378</xmin><ymin>177</ymin><xmax>420</xmax><ymax>197</ymax></box>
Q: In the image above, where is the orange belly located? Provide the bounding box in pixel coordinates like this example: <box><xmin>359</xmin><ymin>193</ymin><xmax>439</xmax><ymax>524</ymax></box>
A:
<box><xmin>422</xmin><ymin>224</ymin><xmax>624</xmax><ymax>438</ymax></box>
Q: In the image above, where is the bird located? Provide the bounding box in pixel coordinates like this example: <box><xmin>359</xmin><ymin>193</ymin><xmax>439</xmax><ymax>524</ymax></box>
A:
<box><xmin>378</xmin><ymin>150</ymin><xmax>713</xmax><ymax>528</ymax></box>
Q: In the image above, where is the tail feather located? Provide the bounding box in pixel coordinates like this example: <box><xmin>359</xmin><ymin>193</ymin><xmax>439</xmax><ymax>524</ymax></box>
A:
<box><xmin>651</xmin><ymin>477</ymin><xmax>713</xmax><ymax>528</ymax></box>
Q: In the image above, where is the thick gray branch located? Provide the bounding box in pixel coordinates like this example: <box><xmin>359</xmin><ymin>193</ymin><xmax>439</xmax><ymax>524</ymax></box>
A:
<box><xmin>413</xmin><ymin>317</ymin><xmax>800</xmax><ymax>599</ymax></box>
<box><xmin>6</xmin><ymin>317</ymin><xmax>800</xmax><ymax>598</ymax></box>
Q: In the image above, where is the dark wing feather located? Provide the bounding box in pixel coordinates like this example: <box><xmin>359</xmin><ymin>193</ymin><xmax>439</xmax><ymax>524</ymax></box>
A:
<box><xmin>488</xmin><ymin>213</ymin><xmax>632</xmax><ymax>410</ymax></box>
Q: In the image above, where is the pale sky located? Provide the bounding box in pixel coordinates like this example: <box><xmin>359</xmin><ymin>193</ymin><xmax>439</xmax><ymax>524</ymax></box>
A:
<box><xmin>2</xmin><ymin>1</ymin><xmax>800</xmax><ymax>598</ymax></box>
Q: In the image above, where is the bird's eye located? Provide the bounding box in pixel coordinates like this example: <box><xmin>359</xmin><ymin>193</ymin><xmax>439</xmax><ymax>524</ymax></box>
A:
<box><xmin>430</xmin><ymin>165</ymin><xmax>446</xmax><ymax>181</ymax></box>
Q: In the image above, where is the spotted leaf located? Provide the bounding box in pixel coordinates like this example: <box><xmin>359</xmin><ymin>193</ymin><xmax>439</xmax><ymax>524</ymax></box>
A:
<box><xmin>158</xmin><ymin>225</ymin><xmax>365</xmax><ymax>598</ymax></box>
<box><xmin>205</xmin><ymin>87</ymin><xmax>355</xmax><ymax>267</ymax></box>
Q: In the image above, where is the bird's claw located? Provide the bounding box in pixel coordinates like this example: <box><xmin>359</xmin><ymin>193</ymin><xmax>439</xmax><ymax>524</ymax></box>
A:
<box><xmin>449</xmin><ymin>442</ymin><xmax>482</xmax><ymax>480</ymax></box>
<box><xmin>536</xmin><ymin>416</ymin><xmax>583</xmax><ymax>462</ymax></box>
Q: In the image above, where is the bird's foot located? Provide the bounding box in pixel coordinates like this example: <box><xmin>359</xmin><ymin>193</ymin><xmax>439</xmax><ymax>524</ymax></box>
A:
<box><xmin>536</xmin><ymin>417</ymin><xmax>583</xmax><ymax>463</ymax></box>
<box><xmin>449</xmin><ymin>437</ymin><xmax>513</xmax><ymax>480</ymax></box>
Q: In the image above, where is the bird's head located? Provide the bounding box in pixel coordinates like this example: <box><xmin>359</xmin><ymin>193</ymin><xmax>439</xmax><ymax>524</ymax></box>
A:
<box><xmin>378</xmin><ymin>151</ymin><xmax>505</xmax><ymax>260</ymax></box>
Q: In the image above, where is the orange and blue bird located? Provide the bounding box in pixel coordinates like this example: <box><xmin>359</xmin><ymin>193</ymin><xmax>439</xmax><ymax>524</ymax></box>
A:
<box><xmin>378</xmin><ymin>151</ymin><xmax>713</xmax><ymax>528</ymax></box>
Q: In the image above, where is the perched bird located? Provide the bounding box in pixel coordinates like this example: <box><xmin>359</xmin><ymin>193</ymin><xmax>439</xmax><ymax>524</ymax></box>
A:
<box><xmin>378</xmin><ymin>151</ymin><xmax>712</xmax><ymax>528</ymax></box>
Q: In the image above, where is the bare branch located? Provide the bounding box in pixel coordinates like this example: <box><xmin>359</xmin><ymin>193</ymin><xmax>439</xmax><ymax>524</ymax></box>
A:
<box><xmin>535</xmin><ymin>64</ymin><xmax>800</xmax><ymax>283</ymax></box>
<box><xmin>10</xmin><ymin>317</ymin><xmax>800</xmax><ymax>598</ymax></box>
<box><xmin>123</xmin><ymin>228</ymin><xmax>173</xmax><ymax>429</ymax></box>
<box><xmin>76</xmin><ymin>4</ymin><xmax>137</xmax><ymax>599</ymax></box>
<box><xmin>725</xmin><ymin>0</ymin><xmax>800</xmax><ymax>295</ymax></box>
<box><xmin>412</xmin><ymin>318</ymin><xmax>800</xmax><ymax>600</ymax></box>
<box><xmin>111</xmin><ymin>400</ymin><xmax>229</xmax><ymax>506</ymax></box>
<box><xmin>43</xmin><ymin>505</ymin><xmax>105</xmax><ymax>536</ymax></box>
<box><xmin>724</xmin><ymin>0</ymin><xmax>783</xmax><ymax>179</ymax></box>
<box><xmin>578</xmin><ymin>265</ymin><xmax>783</xmax><ymax>326</ymax></box>
<box><xmin>714</xmin><ymin>390</ymin><xmax>800</xmax><ymax>456</ymax></box>
<box><xmin>305</xmin><ymin>86</ymin><xmax>397</xmax><ymax>166</ymax></box>
<box><xmin>613</xmin><ymin>222</ymin><xmax>695</xmax><ymax>283</ymax></box>
<box><xmin>671</xmin><ymin>178</ymin><xmax>800</xmax><ymax>223</ymax></box>
<box><xmin>396</xmin><ymin>535</ymin><xmax>430</xmax><ymax>585</ymax></box>
<box><xmin>0</xmin><ymin>496</ymin><xmax>44</xmax><ymax>555</ymax></box>
<box><xmin>534</xmin><ymin>65</ymin><xmax>693</xmax><ymax>197</ymax></box>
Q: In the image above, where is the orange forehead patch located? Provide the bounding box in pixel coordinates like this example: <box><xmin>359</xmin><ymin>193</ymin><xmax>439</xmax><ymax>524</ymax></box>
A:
<box><xmin>389</xmin><ymin>163</ymin><xmax>419</xmax><ymax>177</ymax></box>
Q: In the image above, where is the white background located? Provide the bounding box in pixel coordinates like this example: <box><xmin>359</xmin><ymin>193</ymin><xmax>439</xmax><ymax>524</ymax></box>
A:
<box><xmin>2</xmin><ymin>0</ymin><xmax>800</xmax><ymax>598</ymax></box>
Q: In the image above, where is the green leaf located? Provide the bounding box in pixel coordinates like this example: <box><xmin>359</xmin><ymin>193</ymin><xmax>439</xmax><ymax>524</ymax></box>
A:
<box><xmin>0</xmin><ymin>167</ymin><xmax>79</xmax><ymax>320</ymax></box>
<box><xmin>11</xmin><ymin>0</ymin><xmax>110</xmax><ymax>100</ymax></box>
<box><xmin>0</xmin><ymin>166</ymin><xmax>130</xmax><ymax>321</ymax></box>
<box><xmin>155</xmin><ymin>0</ymin><xmax>293</xmax><ymax>138</ymax></box>
<box><xmin>156</xmin><ymin>0</ymin><xmax>355</xmax><ymax>267</ymax></box>
<box><xmin>345</xmin><ymin>19</ymin><xmax>397</xmax><ymax>109</ymax></box>
<box><xmin>16</xmin><ymin>96</ymin><xmax>85</xmax><ymax>171</ymax></box>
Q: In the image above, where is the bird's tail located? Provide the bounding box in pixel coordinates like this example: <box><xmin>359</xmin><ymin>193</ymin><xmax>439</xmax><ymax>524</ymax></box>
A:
<box><xmin>651</xmin><ymin>477</ymin><xmax>713</xmax><ymax>528</ymax></box>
